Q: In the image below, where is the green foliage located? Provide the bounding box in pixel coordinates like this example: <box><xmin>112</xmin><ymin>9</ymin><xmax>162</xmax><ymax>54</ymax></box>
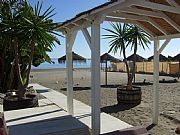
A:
<box><xmin>103</xmin><ymin>23</ymin><xmax>128</xmax><ymax>55</ymax></box>
<box><xmin>103</xmin><ymin>23</ymin><xmax>150</xmax><ymax>86</ymax></box>
<box><xmin>125</xmin><ymin>24</ymin><xmax>150</xmax><ymax>50</ymax></box>
<box><xmin>0</xmin><ymin>0</ymin><xmax>61</xmax><ymax>95</ymax></box>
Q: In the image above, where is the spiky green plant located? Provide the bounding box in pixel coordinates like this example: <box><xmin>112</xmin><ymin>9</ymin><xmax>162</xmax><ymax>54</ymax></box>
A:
<box><xmin>1</xmin><ymin>0</ymin><xmax>61</xmax><ymax>98</ymax></box>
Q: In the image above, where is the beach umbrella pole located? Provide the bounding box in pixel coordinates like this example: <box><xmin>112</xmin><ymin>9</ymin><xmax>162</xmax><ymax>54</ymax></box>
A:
<box><xmin>178</xmin><ymin>60</ymin><xmax>180</xmax><ymax>79</ymax></box>
<box><xmin>105</xmin><ymin>60</ymin><xmax>107</xmax><ymax>85</ymax></box>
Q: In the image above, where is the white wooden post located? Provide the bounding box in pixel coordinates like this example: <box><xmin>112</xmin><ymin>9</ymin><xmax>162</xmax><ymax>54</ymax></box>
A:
<box><xmin>91</xmin><ymin>20</ymin><xmax>101</xmax><ymax>135</ymax></box>
<box><xmin>66</xmin><ymin>31</ymin><xmax>77</xmax><ymax>116</ymax></box>
<box><xmin>152</xmin><ymin>37</ymin><xmax>160</xmax><ymax>124</ymax></box>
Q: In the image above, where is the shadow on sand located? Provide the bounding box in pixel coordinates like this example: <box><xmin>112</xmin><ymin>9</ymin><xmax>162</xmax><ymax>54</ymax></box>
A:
<box><xmin>61</xmin><ymin>84</ymin><xmax>122</xmax><ymax>91</ymax></box>
<box><xmin>101</xmin><ymin>84</ymin><xmax>121</xmax><ymax>88</ymax></box>
<box><xmin>61</xmin><ymin>86</ymin><xmax>91</xmax><ymax>91</ymax></box>
<box><xmin>146</xmin><ymin>123</ymin><xmax>156</xmax><ymax>131</ymax></box>
<box><xmin>101</xmin><ymin>103</ymin><xmax>139</xmax><ymax>113</ymax></box>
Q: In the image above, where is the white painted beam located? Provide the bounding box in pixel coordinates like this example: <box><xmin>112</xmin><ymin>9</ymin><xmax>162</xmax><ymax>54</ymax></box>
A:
<box><xmin>117</xmin><ymin>7</ymin><xmax>180</xmax><ymax>33</ymax></box>
<box><xmin>91</xmin><ymin>20</ymin><xmax>101</xmax><ymax>135</ymax></box>
<box><xmin>132</xmin><ymin>0</ymin><xmax>180</xmax><ymax>14</ymax></box>
<box><xmin>120</xmin><ymin>7</ymin><xmax>163</xmax><ymax>18</ymax></box>
<box><xmin>105</xmin><ymin>17</ymin><xmax>135</xmax><ymax>24</ymax></box>
<box><xmin>108</xmin><ymin>13</ymin><xmax>168</xmax><ymax>35</ymax></box>
<box><xmin>66</xmin><ymin>30</ymin><xmax>77</xmax><ymax>116</ymax></box>
<box><xmin>166</xmin><ymin>0</ymin><xmax>180</xmax><ymax>7</ymax></box>
<box><xmin>147</xmin><ymin>18</ymin><xmax>168</xmax><ymax>35</ymax></box>
<box><xmin>159</xmin><ymin>12</ymin><xmax>180</xmax><ymax>32</ymax></box>
<box><xmin>158</xmin><ymin>33</ymin><xmax>180</xmax><ymax>40</ymax></box>
<box><xmin>81</xmin><ymin>28</ymin><xmax>92</xmax><ymax>50</ymax></box>
<box><xmin>135</xmin><ymin>21</ymin><xmax>155</xmax><ymax>38</ymax></box>
<box><xmin>152</xmin><ymin>37</ymin><xmax>160</xmax><ymax>125</ymax></box>
<box><xmin>105</xmin><ymin>17</ymin><xmax>155</xmax><ymax>37</ymax></box>
<box><xmin>158</xmin><ymin>38</ymin><xmax>171</xmax><ymax>54</ymax></box>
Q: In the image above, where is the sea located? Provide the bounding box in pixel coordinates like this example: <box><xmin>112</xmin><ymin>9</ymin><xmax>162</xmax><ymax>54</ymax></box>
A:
<box><xmin>32</xmin><ymin>58</ymin><xmax>111</xmax><ymax>69</ymax></box>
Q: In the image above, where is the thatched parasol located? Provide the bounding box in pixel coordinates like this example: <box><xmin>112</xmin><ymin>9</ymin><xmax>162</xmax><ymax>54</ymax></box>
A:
<box><xmin>100</xmin><ymin>53</ymin><xmax>121</xmax><ymax>85</ymax></box>
<box><xmin>58</xmin><ymin>52</ymin><xmax>86</xmax><ymax>63</ymax></box>
<box><xmin>126</xmin><ymin>54</ymin><xmax>146</xmax><ymax>62</ymax></box>
<box><xmin>171</xmin><ymin>53</ymin><xmax>180</xmax><ymax>61</ymax></box>
<box><xmin>147</xmin><ymin>54</ymin><xmax>169</xmax><ymax>62</ymax></box>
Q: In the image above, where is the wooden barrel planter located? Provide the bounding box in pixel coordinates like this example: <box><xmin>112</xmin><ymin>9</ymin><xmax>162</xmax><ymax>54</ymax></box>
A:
<box><xmin>3</xmin><ymin>94</ymin><xmax>38</xmax><ymax>111</ymax></box>
<box><xmin>117</xmin><ymin>86</ymin><xmax>142</xmax><ymax>104</ymax></box>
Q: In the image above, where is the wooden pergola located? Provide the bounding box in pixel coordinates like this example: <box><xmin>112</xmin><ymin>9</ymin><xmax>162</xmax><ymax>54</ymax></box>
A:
<box><xmin>56</xmin><ymin>0</ymin><xmax>180</xmax><ymax>135</ymax></box>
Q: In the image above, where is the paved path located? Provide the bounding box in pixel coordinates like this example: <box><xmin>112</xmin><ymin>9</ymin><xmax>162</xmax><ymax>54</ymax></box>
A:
<box><xmin>3</xmin><ymin>83</ymin><xmax>132</xmax><ymax>135</ymax></box>
<box><xmin>31</xmin><ymin>83</ymin><xmax>132</xmax><ymax>134</ymax></box>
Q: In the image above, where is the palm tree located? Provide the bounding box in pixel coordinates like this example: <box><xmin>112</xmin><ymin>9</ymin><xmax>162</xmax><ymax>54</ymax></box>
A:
<box><xmin>103</xmin><ymin>23</ymin><xmax>132</xmax><ymax>87</ymax></box>
<box><xmin>126</xmin><ymin>24</ymin><xmax>150</xmax><ymax>83</ymax></box>
<box><xmin>1</xmin><ymin>0</ymin><xmax>61</xmax><ymax>98</ymax></box>
<box><xmin>103</xmin><ymin>23</ymin><xmax>150</xmax><ymax>89</ymax></box>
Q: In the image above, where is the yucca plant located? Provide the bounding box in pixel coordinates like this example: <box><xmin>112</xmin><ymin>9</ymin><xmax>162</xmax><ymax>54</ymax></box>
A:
<box><xmin>1</xmin><ymin>0</ymin><xmax>61</xmax><ymax>99</ymax></box>
<box><xmin>126</xmin><ymin>24</ymin><xmax>150</xmax><ymax>83</ymax></box>
<box><xmin>103</xmin><ymin>23</ymin><xmax>132</xmax><ymax>87</ymax></box>
<box><xmin>103</xmin><ymin>23</ymin><xmax>150</xmax><ymax>89</ymax></box>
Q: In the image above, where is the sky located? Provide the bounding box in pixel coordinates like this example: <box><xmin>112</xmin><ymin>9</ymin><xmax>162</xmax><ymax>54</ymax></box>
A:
<box><xmin>30</xmin><ymin>0</ymin><xmax>180</xmax><ymax>59</ymax></box>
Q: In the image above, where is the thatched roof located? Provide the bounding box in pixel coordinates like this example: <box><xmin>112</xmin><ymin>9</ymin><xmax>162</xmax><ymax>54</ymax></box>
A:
<box><xmin>168</xmin><ymin>55</ymin><xmax>173</xmax><ymax>61</ymax></box>
<box><xmin>57</xmin><ymin>0</ymin><xmax>180</xmax><ymax>39</ymax></box>
<box><xmin>58</xmin><ymin>52</ymin><xmax>86</xmax><ymax>63</ymax></box>
<box><xmin>100</xmin><ymin>53</ymin><xmax>121</xmax><ymax>63</ymax></box>
<box><xmin>147</xmin><ymin>54</ymin><xmax>169</xmax><ymax>62</ymax></box>
<box><xmin>126</xmin><ymin>54</ymin><xmax>146</xmax><ymax>62</ymax></box>
<box><xmin>171</xmin><ymin>53</ymin><xmax>180</xmax><ymax>61</ymax></box>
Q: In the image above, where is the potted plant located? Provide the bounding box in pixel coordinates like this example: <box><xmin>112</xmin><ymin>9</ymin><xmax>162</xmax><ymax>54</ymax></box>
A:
<box><xmin>103</xmin><ymin>23</ymin><xmax>150</xmax><ymax>104</ymax></box>
<box><xmin>1</xmin><ymin>0</ymin><xmax>61</xmax><ymax>111</ymax></box>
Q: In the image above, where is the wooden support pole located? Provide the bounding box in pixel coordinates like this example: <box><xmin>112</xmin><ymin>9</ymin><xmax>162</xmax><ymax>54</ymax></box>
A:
<box><xmin>91</xmin><ymin>21</ymin><xmax>101</xmax><ymax>135</ymax></box>
<box><xmin>152</xmin><ymin>38</ymin><xmax>160</xmax><ymax>124</ymax></box>
<box><xmin>66</xmin><ymin>31</ymin><xmax>77</xmax><ymax>116</ymax></box>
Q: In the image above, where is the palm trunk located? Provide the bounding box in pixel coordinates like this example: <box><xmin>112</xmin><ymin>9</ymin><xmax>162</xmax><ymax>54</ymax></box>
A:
<box><xmin>122</xmin><ymin>45</ymin><xmax>132</xmax><ymax>87</ymax></box>
<box><xmin>24</xmin><ymin>34</ymin><xmax>35</xmax><ymax>88</ymax></box>
<box><xmin>6</xmin><ymin>61</ymin><xmax>15</xmax><ymax>90</ymax></box>
<box><xmin>14</xmin><ymin>39</ymin><xmax>25</xmax><ymax>99</ymax></box>
<box><xmin>0</xmin><ymin>57</ymin><xmax>3</xmax><ymax>89</ymax></box>
<box><xmin>131</xmin><ymin>40</ymin><xmax>137</xmax><ymax>84</ymax></box>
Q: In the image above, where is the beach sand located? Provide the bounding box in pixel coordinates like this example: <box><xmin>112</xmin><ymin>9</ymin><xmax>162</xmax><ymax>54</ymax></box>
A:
<box><xmin>31</xmin><ymin>69</ymin><xmax>180</xmax><ymax>135</ymax></box>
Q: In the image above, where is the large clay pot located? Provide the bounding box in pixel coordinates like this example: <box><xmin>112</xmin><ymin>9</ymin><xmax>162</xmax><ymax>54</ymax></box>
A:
<box><xmin>3</xmin><ymin>94</ymin><xmax>38</xmax><ymax>111</ymax></box>
<box><xmin>117</xmin><ymin>86</ymin><xmax>142</xmax><ymax>104</ymax></box>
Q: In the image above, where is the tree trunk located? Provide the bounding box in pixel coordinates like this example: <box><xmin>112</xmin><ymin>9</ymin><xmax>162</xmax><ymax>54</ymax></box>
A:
<box><xmin>178</xmin><ymin>60</ymin><xmax>180</xmax><ymax>79</ymax></box>
<box><xmin>24</xmin><ymin>34</ymin><xmax>35</xmax><ymax>88</ymax></box>
<box><xmin>0</xmin><ymin>57</ymin><xmax>3</xmax><ymax>89</ymax></box>
<box><xmin>131</xmin><ymin>40</ymin><xmax>137</xmax><ymax>84</ymax></box>
<box><xmin>122</xmin><ymin>45</ymin><xmax>132</xmax><ymax>87</ymax></box>
<box><xmin>14</xmin><ymin>39</ymin><xmax>25</xmax><ymax>99</ymax></box>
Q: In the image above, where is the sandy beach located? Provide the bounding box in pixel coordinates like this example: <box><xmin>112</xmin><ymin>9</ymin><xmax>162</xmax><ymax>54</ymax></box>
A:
<box><xmin>31</xmin><ymin>69</ymin><xmax>180</xmax><ymax>135</ymax></box>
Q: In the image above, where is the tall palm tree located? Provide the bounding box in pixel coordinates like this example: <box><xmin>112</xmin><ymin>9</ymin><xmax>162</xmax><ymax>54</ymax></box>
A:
<box><xmin>103</xmin><ymin>23</ymin><xmax>132</xmax><ymax>86</ymax></box>
<box><xmin>126</xmin><ymin>25</ymin><xmax>150</xmax><ymax>83</ymax></box>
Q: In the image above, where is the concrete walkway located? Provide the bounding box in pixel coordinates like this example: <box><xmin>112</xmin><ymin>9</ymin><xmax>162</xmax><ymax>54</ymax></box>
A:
<box><xmin>3</xmin><ymin>83</ymin><xmax>132</xmax><ymax>135</ymax></box>
<box><xmin>31</xmin><ymin>83</ymin><xmax>132</xmax><ymax>134</ymax></box>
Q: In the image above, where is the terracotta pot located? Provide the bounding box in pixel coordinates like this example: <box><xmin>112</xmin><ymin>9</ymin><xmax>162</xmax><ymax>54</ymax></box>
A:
<box><xmin>3</xmin><ymin>94</ymin><xmax>38</xmax><ymax>111</ymax></box>
<box><xmin>117</xmin><ymin>85</ymin><xmax>142</xmax><ymax>104</ymax></box>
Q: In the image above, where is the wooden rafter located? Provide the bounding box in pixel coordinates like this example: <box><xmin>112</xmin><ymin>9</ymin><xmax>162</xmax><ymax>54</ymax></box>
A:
<box><xmin>105</xmin><ymin>17</ymin><xmax>155</xmax><ymax>37</ymax></box>
<box><xmin>108</xmin><ymin>12</ymin><xmax>168</xmax><ymax>35</ymax></box>
<box><xmin>131</xmin><ymin>0</ymin><xmax>180</xmax><ymax>14</ymax></box>
<box><xmin>166</xmin><ymin>0</ymin><xmax>180</xmax><ymax>7</ymax></box>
